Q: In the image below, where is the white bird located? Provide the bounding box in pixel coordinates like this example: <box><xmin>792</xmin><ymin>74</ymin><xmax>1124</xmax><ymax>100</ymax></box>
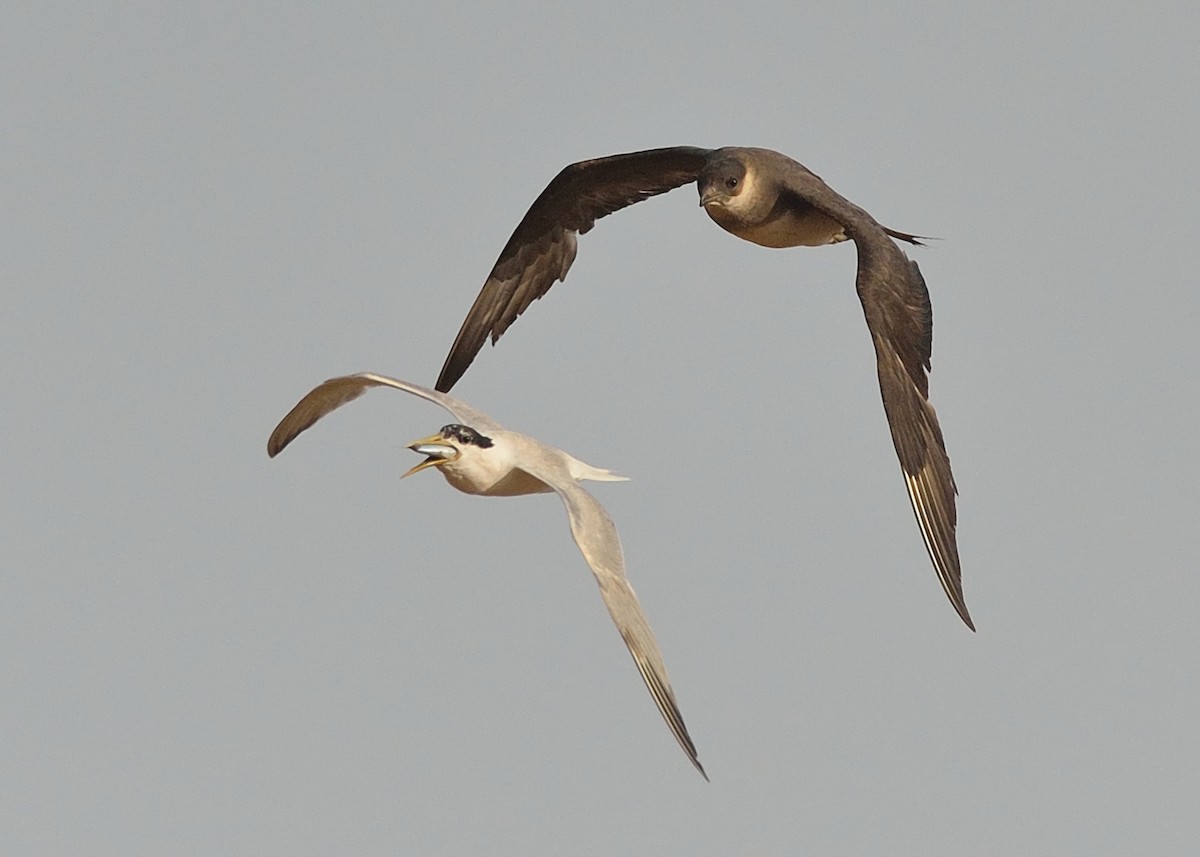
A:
<box><xmin>268</xmin><ymin>372</ymin><xmax>706</xmax><ymax>778</ymax></box>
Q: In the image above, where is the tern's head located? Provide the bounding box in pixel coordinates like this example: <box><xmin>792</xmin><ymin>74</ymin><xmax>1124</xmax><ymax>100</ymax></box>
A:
<box><xmin>697</xmin><ymin>156</ymin><xmax>747</xmax><ymax>210</ymax></box>
<box><xmin>403</xmin><ymin>423</ymin><xmax>494</xmax><ymax>479</ymax></box>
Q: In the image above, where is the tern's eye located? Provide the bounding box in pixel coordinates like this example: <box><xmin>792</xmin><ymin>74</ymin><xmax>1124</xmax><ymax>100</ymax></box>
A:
<box><xmin>725</xmin><ymin>176</ymin><xmax>738</xmax><ymax>189</ymax></box>
<box><xmin>440</xmin><ymin>423</ymin><xmax>493</xmax><ymax>448</ymax></box>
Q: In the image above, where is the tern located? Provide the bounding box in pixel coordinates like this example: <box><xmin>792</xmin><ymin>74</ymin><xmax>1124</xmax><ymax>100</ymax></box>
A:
<box><xmin>268</xmin><ymin>372</ymin><xmax>706</xmax><ymax>778</ymax></box>
<box><xmin>435</xmin><ymin>146</ymin><xmax>973</xmax><ymax>630</ymax></box>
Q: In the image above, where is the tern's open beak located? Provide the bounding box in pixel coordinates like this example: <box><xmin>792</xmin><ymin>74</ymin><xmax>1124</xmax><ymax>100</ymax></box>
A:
<box><xmin>402</xmin><ymin>433</ymin><xmax>458</xmax><ymax>478</ymax></box>
<box><xmin>699</xmin><ymin>187</ymin><xmax>727</xmax><ymax>208</ymax></box>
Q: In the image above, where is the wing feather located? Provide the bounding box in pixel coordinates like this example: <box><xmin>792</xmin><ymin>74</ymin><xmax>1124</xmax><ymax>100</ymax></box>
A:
<box><xmin>767</xmin><ymin>155</ymin><xmax>973</xmax><ymax>629</ymax></box>
<box><xmin>268</xmin><ymin>372</ymin><xmax>503</xmax><ymax>457</ymax></box>
<box><xmin>435</xmin><ymin>147</ymin><xmax>712</xmax><ymax>391</ymax></box>
<box><xmin>523</xmin><ymin>468</ymin><xmax>706</xmax><ymax>778</ymax></box>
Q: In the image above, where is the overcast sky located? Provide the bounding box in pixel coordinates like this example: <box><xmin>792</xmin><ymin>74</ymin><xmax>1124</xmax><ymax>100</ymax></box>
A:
<box><xmin>5</xmin><ymin>2</ymin><xmax>1199</xmax><ymax>855</ymax></box>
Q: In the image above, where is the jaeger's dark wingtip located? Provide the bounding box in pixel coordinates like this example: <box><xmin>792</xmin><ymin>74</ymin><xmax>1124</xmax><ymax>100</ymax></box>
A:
<box><xmin>434</xmin><ymin>350</ymin><xmax>461</xmax><ymax>393</ymax></box>
<box><xmin>433</xmin><ymin>365</ymin><xmax>458</xmax><ymax>394</ymax></box>
<box><xmin>946</xmin><ymin>592</ymin><xmax>975</xmax><ymax>631</ymax></box>
<box><xmin>266</xmin><ymin>425</ymin><xmax>293</xmax><ymax>458</ymax></box>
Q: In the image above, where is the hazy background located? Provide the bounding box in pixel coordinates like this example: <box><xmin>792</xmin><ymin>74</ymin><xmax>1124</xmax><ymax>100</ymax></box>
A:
<box><xmin>5</xmin><ymin>2</ymin><xmax>1198</xmax><ymax>854</ymax></box>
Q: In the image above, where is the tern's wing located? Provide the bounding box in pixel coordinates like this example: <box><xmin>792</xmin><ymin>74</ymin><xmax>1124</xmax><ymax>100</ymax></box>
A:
<box><xmin>519</xmin><ymin>453</ymin><xmax>706</xmax><ymax>779</ymax></box>
<box><xmin>435</xmin><ymin>146</ymin><xmax>712</xmax><ymax>392</ymax></box>
<box><xmin>267</xmin><ymin>372</ymin><xmax>504</xmax><ymax>457</ymax></box>
<box><xmin>776</xmin><ymin>160</ymin><xmax>972</xmax><ymax>630</ymax></box>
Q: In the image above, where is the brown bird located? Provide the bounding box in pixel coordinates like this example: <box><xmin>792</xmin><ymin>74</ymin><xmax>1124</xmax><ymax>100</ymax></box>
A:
<box><xmin>436</xmin><ymin>146</ymin><xmax>973</xmax><ymax>630</ymax></box>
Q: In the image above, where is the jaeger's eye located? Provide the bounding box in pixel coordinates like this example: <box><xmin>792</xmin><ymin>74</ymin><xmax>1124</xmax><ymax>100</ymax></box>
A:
<box><xmin>725</xmin><ymin>176</ymin><xmax>738</xmax><ymax>189</ymax></box>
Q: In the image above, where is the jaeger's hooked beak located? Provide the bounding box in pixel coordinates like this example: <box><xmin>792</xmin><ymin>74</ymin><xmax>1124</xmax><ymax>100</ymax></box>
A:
<box><xmin>402</xmin><ymin>433</ymin><xmax>458</xmax><ymax>478</ymax></box>
<box><xmin>699</xmin><ymin>187</ymin><xmax>727</xmax><ymax>208</ymax></box>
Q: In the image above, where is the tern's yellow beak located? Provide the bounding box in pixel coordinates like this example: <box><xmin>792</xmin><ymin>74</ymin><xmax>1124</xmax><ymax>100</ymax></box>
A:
<box><xmin>402</xmin><ymin>433</ymin><xmax>458</xmax><ymax>478</ymax></box>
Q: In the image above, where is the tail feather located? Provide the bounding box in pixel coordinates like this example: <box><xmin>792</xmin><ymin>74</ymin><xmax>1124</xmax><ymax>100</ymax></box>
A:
<box><xmin>885</xmin><ymin>226</ymin><xmax>934</xmax><ymax>246</ymax></box>
<box><xmin>567</xmin><ymin>457</ymin><xmax>630</xmax><ymax>483</ymax></box>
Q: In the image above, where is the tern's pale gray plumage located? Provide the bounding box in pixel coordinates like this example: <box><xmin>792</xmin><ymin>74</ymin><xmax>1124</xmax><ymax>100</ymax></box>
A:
<box><xmin>434</xmin><ymin>146</ymin><xmax>973</xmax><ymax>630</ymax></box>
<box><xmin>268</xmin><ymin>372</ymin><xmax>707</xmax><ymax>778</ymax></box>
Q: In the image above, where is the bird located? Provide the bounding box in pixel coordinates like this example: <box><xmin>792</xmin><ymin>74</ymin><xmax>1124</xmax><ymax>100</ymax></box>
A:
<box><xmin>268</xmin><ymin>372</ymin><xmax>707</xmax><ymax>778</ymax></box>
<box><xmin>434</xmin><ymin>146</ymin><xmax>974</xmax><ymax>631</ymax></box>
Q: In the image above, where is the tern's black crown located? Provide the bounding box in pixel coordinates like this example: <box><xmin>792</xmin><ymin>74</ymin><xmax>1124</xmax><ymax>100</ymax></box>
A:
<box><xmin>441</xmin><ymin>424</ymin><xmax>494</xmax><ymax>449</ymax></box>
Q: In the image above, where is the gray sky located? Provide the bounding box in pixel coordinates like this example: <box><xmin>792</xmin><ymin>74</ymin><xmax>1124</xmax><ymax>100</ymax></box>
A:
<box><xmin>5</xmin><ymin>2</ymin><xmax>1198</xmax><ymax>854</ymax></box>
